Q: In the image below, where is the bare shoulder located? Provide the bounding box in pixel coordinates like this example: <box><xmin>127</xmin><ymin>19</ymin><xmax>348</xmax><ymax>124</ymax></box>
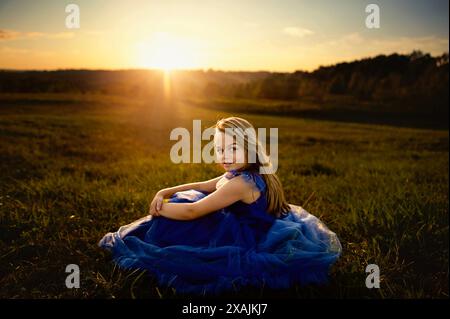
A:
<box><xmin>234</xmin><ymin>174</ymin><xmax>262</xmax><ymax>203</ymax></box>
<box><xmin>217</xmin><ymin>174</ymin><xmax>255</xmax><ymax>197</ymax></box>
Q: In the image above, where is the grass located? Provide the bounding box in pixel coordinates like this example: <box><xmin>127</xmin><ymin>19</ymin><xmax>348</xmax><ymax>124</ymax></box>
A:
<box><xmin>186</xmin><ymin>96</ymin><xmax>449</xmax><ymax>130</ymax></box>
<box><xmin>0</xmin><ymin>93</ymin><xmax>448</xmax><ymax>298</ymax></box>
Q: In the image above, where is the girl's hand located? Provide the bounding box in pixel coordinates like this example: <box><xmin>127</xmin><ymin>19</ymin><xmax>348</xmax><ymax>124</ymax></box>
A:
<box><xmin>149</xmin><ymin>190</ymin><xmax>166</xmax><ymax>216</ymax></box>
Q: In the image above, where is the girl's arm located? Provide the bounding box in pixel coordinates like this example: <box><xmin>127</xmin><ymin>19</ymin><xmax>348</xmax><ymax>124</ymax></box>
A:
<box><xmin>159</xmin><ymin>175</ymin><xmax>224</xmax><ymax>197</ymax></box>
<box><xmin>152</xmin><ymin>176</ymin><xmax>252</xmax><ymax>220</ymax></box>
<box><xmin>148</xmin><ymin>175</ymin><xmax>224</xmax><ymax>214</ymax></box>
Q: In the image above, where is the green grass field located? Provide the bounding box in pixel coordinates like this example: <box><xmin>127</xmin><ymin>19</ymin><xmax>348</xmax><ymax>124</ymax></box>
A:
<box><xmin>0</xmin><ymin>93</ymin><xmax>448</xmax><ymax>298</ymax></box>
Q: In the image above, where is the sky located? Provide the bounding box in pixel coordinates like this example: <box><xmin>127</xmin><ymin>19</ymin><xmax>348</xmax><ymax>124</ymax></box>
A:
<box><xmin>0</xmin><ymin>0</ymin><xmax>448</xmax><ymax>72</ymax></box>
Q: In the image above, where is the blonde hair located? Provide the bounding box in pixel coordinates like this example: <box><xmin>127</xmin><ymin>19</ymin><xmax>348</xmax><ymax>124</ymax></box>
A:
<box><xmin>214</xmin><ymin>116</ymin><xmax>291</xmax><ymax>218</ymax></box>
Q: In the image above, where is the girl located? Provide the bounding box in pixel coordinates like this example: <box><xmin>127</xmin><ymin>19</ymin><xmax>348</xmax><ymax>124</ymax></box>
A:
<box><xmin>99</xmin><ymin>117</ymin><xmax>341</xmax><ymax>295</ymax></box>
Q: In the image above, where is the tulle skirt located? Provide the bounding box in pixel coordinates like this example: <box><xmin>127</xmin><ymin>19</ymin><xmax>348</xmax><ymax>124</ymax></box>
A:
<box><xmin>99</xmin><ymin>190</ymin><xmax>342</xmax><ymax>295</ymax></box>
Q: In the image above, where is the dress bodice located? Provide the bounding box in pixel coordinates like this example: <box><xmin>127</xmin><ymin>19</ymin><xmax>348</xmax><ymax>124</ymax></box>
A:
<box><xmin>222</xmin><ymin>169</ymin><xmax>276</xmax><ymax>234</ymax></box>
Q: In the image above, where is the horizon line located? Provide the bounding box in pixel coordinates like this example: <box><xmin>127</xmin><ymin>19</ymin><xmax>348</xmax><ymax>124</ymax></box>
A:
<box><xmin>1</xmin><ymin>50</ymin><xmax>448</xmax><ymax>74</ymax></box>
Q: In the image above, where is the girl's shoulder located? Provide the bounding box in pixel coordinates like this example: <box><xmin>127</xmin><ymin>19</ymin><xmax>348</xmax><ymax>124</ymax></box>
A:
<box><xmin>224</xmin><ymin>169</ymin><xmax>266</xmax><ymax>193</ymax></box>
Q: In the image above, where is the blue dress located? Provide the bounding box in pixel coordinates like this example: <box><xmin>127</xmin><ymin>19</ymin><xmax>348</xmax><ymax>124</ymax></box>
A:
<box><xmin>98</xmin><ymin>170</ymin><xmax>342</xmax><ymax>295</ymax></box>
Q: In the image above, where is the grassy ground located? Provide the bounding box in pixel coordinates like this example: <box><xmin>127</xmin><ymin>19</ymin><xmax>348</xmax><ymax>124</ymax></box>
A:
<box><xmin>0</xmin><ymin>93</ymin><xmax>448</xmax><ymax>298</ymax></box>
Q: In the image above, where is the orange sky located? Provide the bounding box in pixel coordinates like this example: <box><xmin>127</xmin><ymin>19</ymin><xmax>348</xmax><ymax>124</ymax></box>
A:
<box><xmin>0</xmin><ymin>0</ymin><xmax>448</xmax><ymax>72</ymax></box>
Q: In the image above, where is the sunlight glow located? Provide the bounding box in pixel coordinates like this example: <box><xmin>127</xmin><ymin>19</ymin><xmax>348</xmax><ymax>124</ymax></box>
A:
<box><xmin>163</xmin><ymin>69</ymin><xmax>171</xmax><ymax>99</ymax></box>
<box><xmin>136</xmin><ymin>32</ymin><xmax>199</xmax><ymax>71</ymax></box>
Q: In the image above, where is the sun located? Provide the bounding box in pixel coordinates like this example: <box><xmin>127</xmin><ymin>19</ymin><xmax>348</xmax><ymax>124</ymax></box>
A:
<box><xmin>136</xmin><ymin>32</ymin><xmax>199</xmax><ymax>71</ymax></box>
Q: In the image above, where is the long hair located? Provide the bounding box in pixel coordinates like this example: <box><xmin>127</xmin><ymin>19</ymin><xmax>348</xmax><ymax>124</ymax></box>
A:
<box><xmin>214</xmin><ymin>116</ymin><xmax>291</xmax><ymax>218</ymax></box>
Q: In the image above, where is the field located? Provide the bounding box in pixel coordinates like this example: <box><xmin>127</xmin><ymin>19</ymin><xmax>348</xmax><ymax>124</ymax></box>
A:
<box><xmin>0</xmin><ymin>93</ymin><xmax>448</xmax><ymax>298</ymax></box>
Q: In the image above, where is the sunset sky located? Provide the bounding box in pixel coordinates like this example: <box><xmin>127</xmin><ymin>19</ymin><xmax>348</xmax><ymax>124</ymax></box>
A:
<box><xmin>0</xmin><ymin>0</ymin><xmax>448</xmax><ymax>72</ymax></box>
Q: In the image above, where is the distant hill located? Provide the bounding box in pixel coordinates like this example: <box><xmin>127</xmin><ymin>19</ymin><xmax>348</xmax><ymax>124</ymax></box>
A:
<box><xmin>0</xmin><ymin>51</ymin><xmax>448</xmax><ymax>115</ymax></box>
<box><xmin>204</xmin><ymin>51</ymin><xmax>449</xmax><ymax>115</ymax></box>
<box><xmin>0</xmin><ymin>68</ymin><xmax>270</xmax><ymax>98</ymax></box>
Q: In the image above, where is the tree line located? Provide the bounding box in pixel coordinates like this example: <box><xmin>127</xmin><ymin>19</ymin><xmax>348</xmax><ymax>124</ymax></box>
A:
<box><xmin>0</xmin><ymin>51</ymin><xmax>448</xmax><ymax>114</ymax></box>
<box><xmin>204</xmin><ymin>51</ymin><xmax>449</xmax><ymax>114</ymax></box>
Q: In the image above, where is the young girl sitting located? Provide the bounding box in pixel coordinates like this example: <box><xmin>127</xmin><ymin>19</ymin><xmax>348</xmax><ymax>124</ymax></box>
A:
<box><xmin>99</xmin><ymin>116</ymin><xmax>341</xmax><ymax>295</ymax></box>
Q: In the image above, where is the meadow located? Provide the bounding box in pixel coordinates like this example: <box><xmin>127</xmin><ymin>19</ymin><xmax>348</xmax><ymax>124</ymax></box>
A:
<box><xmin>0</xmin><ymin>92</ymin><xmax>448</xmax><ymax>298</ymax></box>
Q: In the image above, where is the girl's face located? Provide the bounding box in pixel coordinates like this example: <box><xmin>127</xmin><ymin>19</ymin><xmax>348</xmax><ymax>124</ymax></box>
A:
<box><xmin>214</xmin><ymin>130</ymin><xmax>246</xmax><ymax>172</ymax></box>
